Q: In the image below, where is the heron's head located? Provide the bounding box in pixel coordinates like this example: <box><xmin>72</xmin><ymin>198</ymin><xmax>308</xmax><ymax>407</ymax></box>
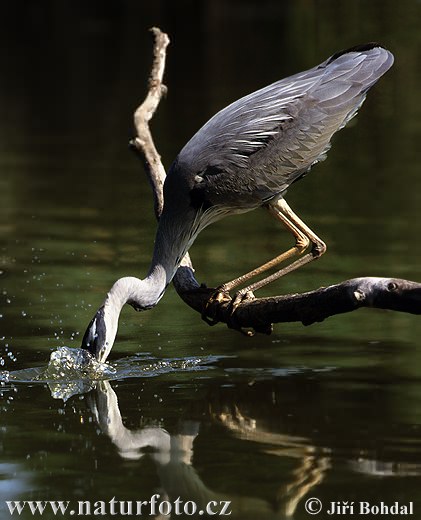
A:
<box><xmin>80</xmin><ymin>306</ymin><xmax>115</xmax><ymax>363</ymax></box>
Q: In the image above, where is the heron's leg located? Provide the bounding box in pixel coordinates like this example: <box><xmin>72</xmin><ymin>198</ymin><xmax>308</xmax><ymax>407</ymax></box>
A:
<box><xmin>231</xmin><ymin>198</ymin><xmax>326</xmax><ymax>306</ymax></box>
<box><xmin>202</xmin><ymin>199</ymin><xmax>313</xmax><ymax>325</ymax></box>
<box><xmin>218</xmin><ymin>201</ymin><xmax>311</xmax><ymax>294</ymax></box>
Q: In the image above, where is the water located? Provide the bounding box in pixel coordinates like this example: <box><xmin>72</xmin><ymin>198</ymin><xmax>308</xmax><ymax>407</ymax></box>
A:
<box><xmin>1</xmin><ymin>1</ymin><xmax>421</xmax><ymax>518</ymax></box>
<box><xmin>1</xmin><ymin>347</ymin><xmax>220</xmax><ymax>402</ymax></box>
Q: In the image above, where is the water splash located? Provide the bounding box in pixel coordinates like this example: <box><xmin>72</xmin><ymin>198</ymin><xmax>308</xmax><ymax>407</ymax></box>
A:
<box><xmin>0</xmin><ymin>371</ymin><xmax>10</xmax><ymax>383</ymax></box>
<box><xmin>39</xmin><ymin>347</ymin><xmax>118</xmax><ymax>400</ymax></box>
<box><xmin>40</xmin><ymin>346</ymin><xmax>116</xmax><ymax>381</ymax></box>
<box><xmin>0</xmin><ymin>347</ymin><xmax>219</xmax><ymax>401</ymax></box>
<box><xmin>0</xmin><ymin>347</ymin><xmax>116</xmax><ymax>401</ymax></box>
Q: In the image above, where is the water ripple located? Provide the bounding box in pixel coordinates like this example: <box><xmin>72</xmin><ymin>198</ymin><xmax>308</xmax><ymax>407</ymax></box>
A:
<box><xmin>0</xmin><ymin>346</ymin><xmax>219</xmax><ymax>401</ymax></box>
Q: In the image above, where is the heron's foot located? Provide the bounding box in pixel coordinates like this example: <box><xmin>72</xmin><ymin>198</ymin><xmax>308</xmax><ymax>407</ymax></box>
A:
<box><xmin>226</xmin><ymin>290</ymin><xmax>271</xmax><ymax>336</ymax></box>
<box><xmin>229</xmin><ymin>289</ymin><xmax>256</xmax><ymax>316</ymax></box>
<box><xmin>201</xmin><ymin>286</ymin><xmax>232</xmax><ymax>326</ymax></box>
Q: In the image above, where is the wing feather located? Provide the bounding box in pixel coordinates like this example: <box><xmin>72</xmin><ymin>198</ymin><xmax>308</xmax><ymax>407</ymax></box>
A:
<box><xmin>175</xmin><ymin>44</ymin><xmax>393</xmax><ymax>205</ymax></box>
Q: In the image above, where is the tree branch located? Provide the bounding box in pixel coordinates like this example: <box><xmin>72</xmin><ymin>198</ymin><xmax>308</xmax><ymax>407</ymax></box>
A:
<box><xmin>179</xmin><ymin>277</ymin><xmax>421</xmax><ymax>333</ymax></box>
<box><xmin>130</xmin><ymin>27</ymin><xmax>199</xmax><ymax>308</ymax></box>
<box><xmin>131</xmin><ymin>28</ymin><xmax>421</xmax><ymax>334</ymax></box>
<box><xmin>130</xmin><ymin>27</ymin><xmax>169</xmax><ymax>218</ymax></box>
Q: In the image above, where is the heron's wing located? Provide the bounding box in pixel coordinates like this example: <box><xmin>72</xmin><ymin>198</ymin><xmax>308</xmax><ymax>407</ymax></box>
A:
<box><xmin>177</xmin><ymin>44</ymin><xmax>393</xmax><ymax>201</ymax></box>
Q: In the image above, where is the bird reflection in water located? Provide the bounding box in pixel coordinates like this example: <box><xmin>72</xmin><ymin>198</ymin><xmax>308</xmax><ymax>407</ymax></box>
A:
<box><xmin>81</xmin><ymin>381</ymin><xmax>421</xmax><ymax>519</ymax></box>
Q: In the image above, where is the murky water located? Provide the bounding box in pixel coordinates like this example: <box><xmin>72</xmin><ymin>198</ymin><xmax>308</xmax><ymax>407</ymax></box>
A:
<box><xmin>1</xmin><ymin>2</ymin><xmax>421</xmax><ymax>519</ymax></box>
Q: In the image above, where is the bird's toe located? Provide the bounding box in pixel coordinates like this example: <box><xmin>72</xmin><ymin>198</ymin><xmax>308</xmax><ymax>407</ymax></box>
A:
<box><xmin>201</xmin><ymin>287</ymin><xmax>232</xmax><ymax>326</ymax></box>
<box><xmin>230</xmin><ymin>289</ymin><xmax>256</xmax><ymax>315</ymax></box>
<box><xmin>226</xmin><ymin>289</ymin><xmax>256</xmax><ymax>316</ymax></box>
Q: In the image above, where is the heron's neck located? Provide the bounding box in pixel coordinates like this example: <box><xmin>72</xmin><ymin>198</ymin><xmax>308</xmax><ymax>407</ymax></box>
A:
<box><xmin>82</xmin><ymin>207</ymin><xmax>198</xmax><ymax>362</ymax></box>
<box><xmin>149</xmin><ymin>205</ymin><xmax>199</xmax><ymax>284</ymax></box>
<box><xmin>105</xmin><ymin>267</ymin><xmax>168</xmax><ymax>313</ymax></box>
<box><xmin>107</xmin><ymin>205</ymin><xmax>195</xmax><ymax>312</ymax></box>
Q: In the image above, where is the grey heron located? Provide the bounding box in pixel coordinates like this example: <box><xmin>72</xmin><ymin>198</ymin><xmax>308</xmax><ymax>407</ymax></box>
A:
<box><xmin>81</xmin><ymin>43</ymin><xmax>394</xmax><ymax>361</ymax></box>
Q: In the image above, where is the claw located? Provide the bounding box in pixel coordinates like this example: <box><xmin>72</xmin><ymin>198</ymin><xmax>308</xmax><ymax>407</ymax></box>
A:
<box><xmin>229</xmin><ymin>289</ymin><xmax>256</xmax><ymax>316</ymax></box>
<box><xmin>201</xmin><ymin>287</ymin><xmax>232</xmax><ymax>326</ymax></box>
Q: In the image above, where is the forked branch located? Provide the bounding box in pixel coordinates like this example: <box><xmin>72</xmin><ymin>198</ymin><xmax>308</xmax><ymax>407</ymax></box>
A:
<box><xmin>131</xmin><ymin>28</ymin><xmax>421</xmax><ymax>334</ymax></box>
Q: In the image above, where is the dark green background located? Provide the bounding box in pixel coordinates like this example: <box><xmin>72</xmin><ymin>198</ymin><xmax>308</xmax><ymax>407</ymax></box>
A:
<box><xmin>1</xmin><ymin>1</ymin><xmax>421</xmax><ymax>518</ymax></box>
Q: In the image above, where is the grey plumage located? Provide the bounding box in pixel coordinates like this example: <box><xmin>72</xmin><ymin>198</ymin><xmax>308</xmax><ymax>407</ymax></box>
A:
<box><xmin>81</xmin><ymin>43</ymin><xmax>394</xmax><ymax>361</ymax></box>
<box><xmin>172</xmin><ymin>44</ymin><xmax>393</xmax><ymax>210</ymax></box>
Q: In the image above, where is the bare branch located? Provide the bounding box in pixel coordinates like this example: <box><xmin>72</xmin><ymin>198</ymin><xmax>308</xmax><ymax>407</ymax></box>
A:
<box><xmin>131</xmin><ymin>27</ymin><xmax>169</xmax><ymax>218</ymax></box>
<box><xmin>131</xmin><ymin>28</ymin><xmax>421</xmax><ymax>335</ymax></box>
<box><xmin>176</xmin><ymin>276</ymin><xmax>421</xmax><ymax>333</ymax></box>
<box><xmin>131</xmin><ymin>27</ymin><xmax>200</xmax><ymax>307</ymax></box>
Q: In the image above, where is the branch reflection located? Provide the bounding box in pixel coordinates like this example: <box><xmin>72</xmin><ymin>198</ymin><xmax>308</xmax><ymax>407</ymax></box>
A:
<box><xmin>79</xmin><ymin>381</ymin><xmax>421</xmax><ymax>519</ymax></box>
<box><xmin>83</xmin><ymin>379</ymin><xmax>421</xmax><ymax>518</ymax></box>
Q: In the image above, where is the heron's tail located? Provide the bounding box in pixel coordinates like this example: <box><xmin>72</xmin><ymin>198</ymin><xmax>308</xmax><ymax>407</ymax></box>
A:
<box><xmin>314</xmin><ymin>43</ymin><xmax>394</xmax><ymax>125</ymax></box>
<box><xmin>287</xmin><ymin>43</ymin><xmax>394</xmax><ymax>176</ymax></box>
<box><xmin>322</xmin><ymin>42</ymin><xmax>394</xmax><ymax>84</ymax></box>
